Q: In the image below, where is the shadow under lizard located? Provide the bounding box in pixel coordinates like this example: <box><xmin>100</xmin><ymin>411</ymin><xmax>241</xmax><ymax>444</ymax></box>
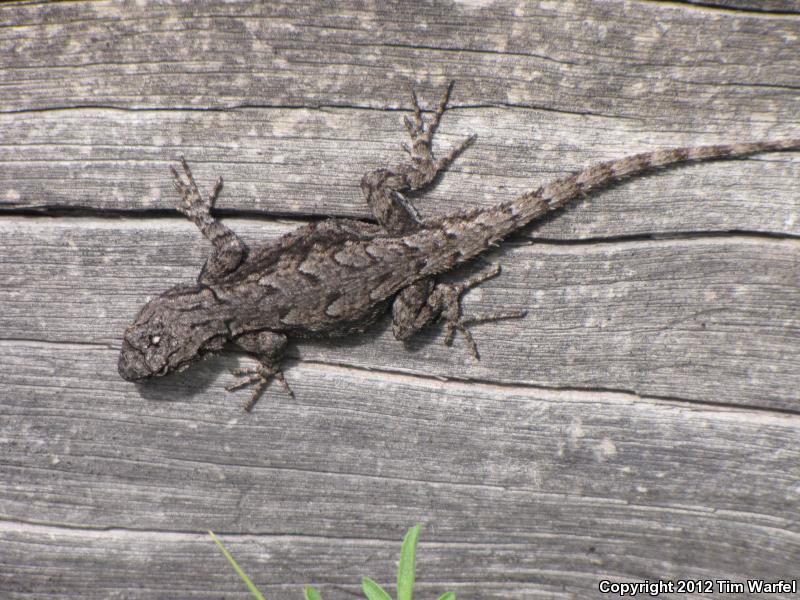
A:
<box><xmin>118</xmin><ymin>82</ymin><xmax>800</xmax><ymax>411</ymax></box>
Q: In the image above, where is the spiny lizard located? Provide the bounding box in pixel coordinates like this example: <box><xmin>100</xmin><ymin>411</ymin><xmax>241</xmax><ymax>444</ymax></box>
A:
<box><xmin>118</xmin><ymin>82</ymin><xmax>800</xmax><ymax>410</ymax></box>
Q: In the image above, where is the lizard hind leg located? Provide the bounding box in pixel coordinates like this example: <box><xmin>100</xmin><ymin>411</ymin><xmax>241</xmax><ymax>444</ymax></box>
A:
<box><xmin>361</xmin><ymin>81</ymin><xmax>476</xmax><ymax>234</ymax></box>
<box><xmin>392</xmin><ymin>265</ymin><xmax>527</xmax><ymax>359</ymax></box>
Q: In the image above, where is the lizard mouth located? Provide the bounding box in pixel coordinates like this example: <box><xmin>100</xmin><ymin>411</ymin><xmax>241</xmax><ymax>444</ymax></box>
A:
<box><xmin>118</xmin><ymin>340</ymin><xmax>152</xmax><ymax>381</ymax></box>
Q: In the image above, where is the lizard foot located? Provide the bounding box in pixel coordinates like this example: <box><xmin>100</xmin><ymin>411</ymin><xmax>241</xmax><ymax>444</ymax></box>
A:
<box><xmin>401</xmin><ymin>80</ymin><xmax>476</xmax><ymax>171</ymax></box>
<box><xmin>437</xmin><ymin>265</ymin><xmax>527</xmax><ymax>359</ymax></box>
<box><xmin>226</xmin><ymin>363</ymin><xmax>294</xmax><ymax>412</ymax></box>
<box><xmin>170</xmin><ymin>156</ymin><xmax>223</xmax><ymax>222</ymax></box>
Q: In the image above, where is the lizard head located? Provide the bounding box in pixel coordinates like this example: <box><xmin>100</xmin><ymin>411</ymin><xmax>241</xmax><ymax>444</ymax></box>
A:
<box><xmin>118</xmin><ymin>284</ymin><xmax>229</xmax><ymax>381</ymax></box>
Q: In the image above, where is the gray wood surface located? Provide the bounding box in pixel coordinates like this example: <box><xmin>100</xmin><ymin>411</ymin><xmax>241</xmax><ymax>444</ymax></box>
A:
<box><xmin>1</xmin><ymin>1</ymin><xmax>799</xmax><ymax>599</ymax></box>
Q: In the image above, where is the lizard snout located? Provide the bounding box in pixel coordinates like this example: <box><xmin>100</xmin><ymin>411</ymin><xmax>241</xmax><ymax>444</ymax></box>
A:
<box><xmin>118</xmin><ymin>340</ymin><xmax>150</xmax><ymax>381</ymax></box>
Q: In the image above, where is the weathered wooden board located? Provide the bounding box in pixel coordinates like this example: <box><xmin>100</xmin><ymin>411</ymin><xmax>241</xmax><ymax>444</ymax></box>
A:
<box><xmin>2</xmin><ymin>109</ymin><xmax>800</xmax><ymax>240</ymax></box>
<box><xmin>1</xmin><ymin>0</ymin><xmax>799</xmax><ymax>598</ymax></box>
<box><xmin>0</xmin><ymin>514</ymin><xmax>798</xmax><ymax>599</ymax></box>
<box><xmin>1</xmin><ymin>345</ymin><xmax>799</xmax><ymax>599</ymax></box>
<box><xmin>2</xmin><ymin>0</ymin><xmax>799</xmax><ymax>125</ymax></box>
<box><xmin>1</xmin><ymin>218</ymin><xmax>797</xmax><ymax>410</ymax></box>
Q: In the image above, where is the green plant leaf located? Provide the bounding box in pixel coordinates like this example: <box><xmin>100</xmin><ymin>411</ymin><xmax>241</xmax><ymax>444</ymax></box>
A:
<box><xmin>209</xmin><ymin>530</ymin><xmax>267</xmax><ymax>600</ymax></box>
<box><xmin>397</xmin><ymin>524</ymin><xmax>421</xmax><ymax>600</ymax></box>
<box><xmin>436</xmin><ymin>593</ymin><xmax>455</xmax><ymax>600</ymax></box>
<box><xmin>304</xmin><ymin>586</ymin><xmax>323</xmax><ymax>600</ymax></box>
<box><xmin>362</xmin><ymin>577</ymin><xmax>393</xmax><ymax>600</ymax></box>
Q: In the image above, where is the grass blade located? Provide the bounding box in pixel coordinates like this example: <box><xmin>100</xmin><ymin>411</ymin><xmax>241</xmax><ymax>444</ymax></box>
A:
<box><xmin>397</xmin><ymin>525</ymin><xmax>421</xmax><ymax>600</ymax></box>
<box><xmin>305</xmin><ymin>586</ymin><xmax>323</xmax><ymax>600</ymax></box>
<box><xmin>209</xmin><ymin>530</ymin><xmax>267</xmax><ymax>600</ymax></box>
<box><xmin>362</xmin><ymin>577</ymin><xmax>393</xmax><ymax>600</ymax></box>
<box><xmin>436</xmin><ymin>593</ymin><xmax>456</xmax><ymax>600</ymax></box>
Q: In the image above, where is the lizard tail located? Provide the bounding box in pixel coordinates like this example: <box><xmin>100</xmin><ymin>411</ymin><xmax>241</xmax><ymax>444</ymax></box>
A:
<box><xmin>531</xmin><ymin>138</ymin><xmax>800</xmax><ymax>216</ymax></box>
<box><xmin>415</xmin><ymin>138</ymin><xmax>800</xmax><ymax>277</ymax></box>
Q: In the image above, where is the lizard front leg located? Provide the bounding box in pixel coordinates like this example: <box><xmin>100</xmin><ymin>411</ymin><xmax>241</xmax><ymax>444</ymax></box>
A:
<box><xmin>227</xmin><ymin>331</ymin><xmax>291</xmax><ymax>412</ymax></box>
<box><xmin>392</xmin><ymin>265</ymin><xmax>527</xmax><ymax>359</ymax></box>
<box><xmin>360</xmin><ymin>81</ymin><xmax>475</xmax><ymax>234</ymax></box>
<box><xmin>171</xmin><ymin>157</ymin><xmax>246</xmax><ymax>284</ymax></box>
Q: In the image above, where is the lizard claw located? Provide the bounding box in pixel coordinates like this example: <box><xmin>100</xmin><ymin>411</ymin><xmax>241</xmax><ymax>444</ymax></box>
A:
<box><xmin>403</xmin><ymin>81</ymin><xmax>474</xmax><ymax>165</ymax></box>
<box><xmin>443</xmin><ymin>309</ymin><xmax>528</xmax><ymax>359</ymax></box>
<box><xmin>405</xmin><ymin>80</ymin><xmax>453</xmax><ymax>143</ymax></box>
<box><xmin>436</xmin><ymin>133</ymin><xmax>477</xmax><ymax>170</ymax></box>
<box><xmin>227</xmin><ymin>363</ymin><xmax>294</xmax><ymax>412</ymax></box>
<box><xmin>170</xmin><ymin>156</ymin><xmax>223</xmax><ymax>220</ymax></box>
<box><xmin>438</xmin><ymin>264</ymin><xmax>527</xmax><ymax>359</ymax></box>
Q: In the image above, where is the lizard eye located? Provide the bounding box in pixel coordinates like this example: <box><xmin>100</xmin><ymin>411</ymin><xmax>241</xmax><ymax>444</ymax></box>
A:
<box><xmin>149</xmin><ymin>334</ymin><xmax>161</xmax><ymax>346</ymax></box>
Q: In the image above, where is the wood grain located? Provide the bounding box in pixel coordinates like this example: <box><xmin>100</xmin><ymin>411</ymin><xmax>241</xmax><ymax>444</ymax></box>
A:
<box><xmin>1</xmin><ymin>0</ymin><xmax>799</xmax><ymax>598</ymax></box>
<box><xmin>2</xmin><ymin>346</ymin><xmax>799</xmax><ymax>598</ymax></box>
<box><xmin>2</xmin><ymin>0</ymin><xmax>799</xmax><ymax>123</ymax></box>
<box><xmin>2</xmin><ymin>109</ymin><xmax>799</xmax><ymax>240</ymax></box>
